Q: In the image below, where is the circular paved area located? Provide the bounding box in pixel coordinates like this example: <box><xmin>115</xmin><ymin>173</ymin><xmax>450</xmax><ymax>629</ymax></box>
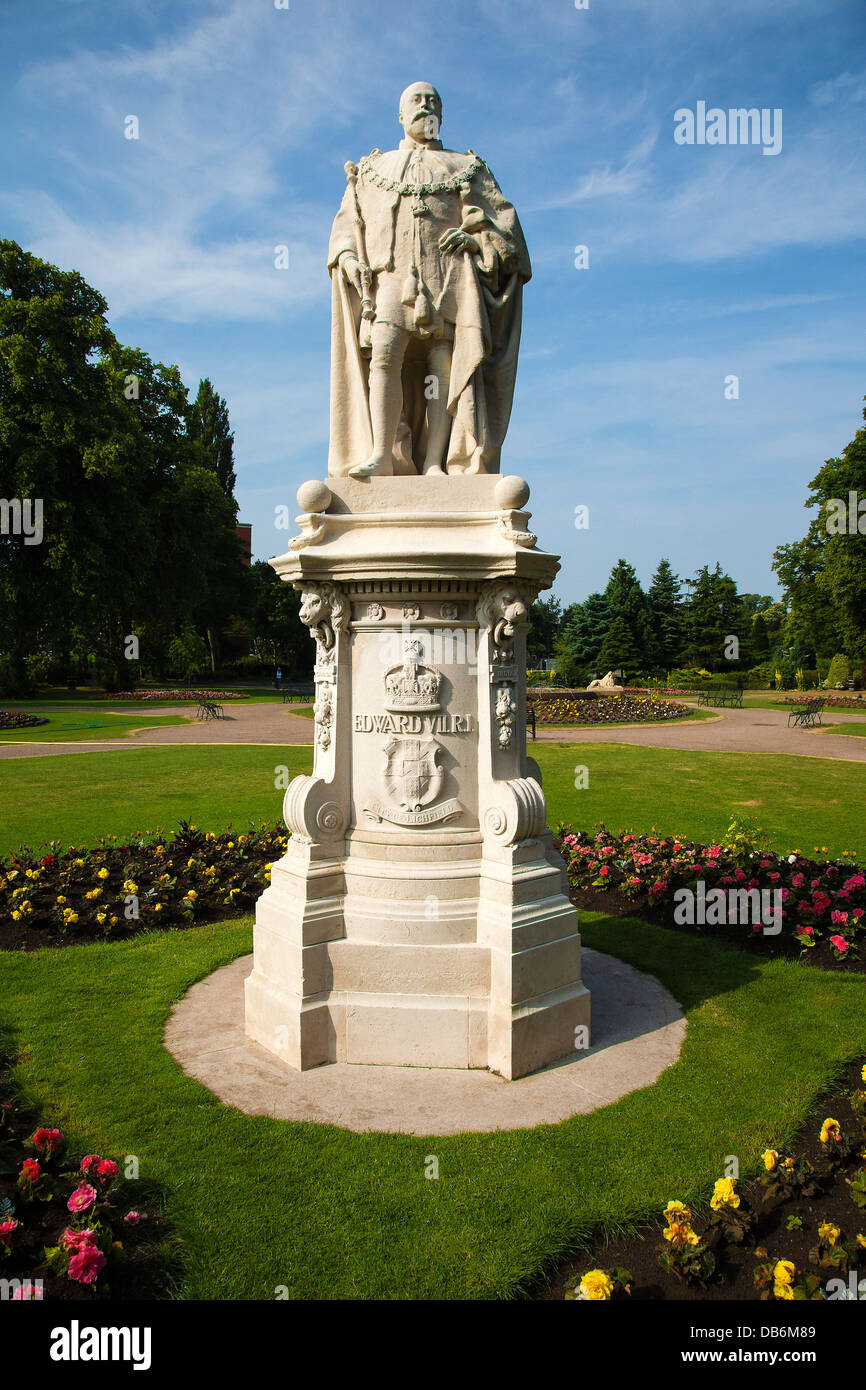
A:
<box><xmin>1</xmin><ymin>700</ymin><xmax>865</xmax><ymax>761</ymax></box>
<box><xmin>163</xmin><ymin>949</ymin><xmax>686</xmax><ymax>1136</ymax></box>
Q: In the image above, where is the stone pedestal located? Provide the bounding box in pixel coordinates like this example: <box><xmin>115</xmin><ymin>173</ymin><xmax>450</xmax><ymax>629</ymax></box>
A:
<box><xmin>244</xmin><ymin>474</ymin><xmax>590</xmax><ymax>1079</ymax></box>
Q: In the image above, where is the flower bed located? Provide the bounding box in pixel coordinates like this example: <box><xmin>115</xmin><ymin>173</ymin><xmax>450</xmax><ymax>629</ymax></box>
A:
<box><xmin>782</xmin><ymin>693</ymin><xmax>866</xmax><ymax>711</ymax></box>
<box><xmin>0</xmin><ymin>711</ymin><xmax>49</xmax><ymax>729</ymax></box>
<box><xmin>1</xmin><ymin>822</ymin><xmax>287</xmax><ymax>948</ymax></box>
<box><xmin>110</xmin><ymin>689</ymin><xmax>245</xmax><ymax>702</ymax></box>
<box><xmin>547</xmin><ymin>1057</ymin><xmax>866</xmax><ymax>1301</ymax></box>
<box><xmin>527</xmin><ymin>692</ymin><xmax>693</xmax><ymax>725</ymax></box>
<box><xmin>557</xmin><ymin>824</ymin><xmax>865</xmax><ymax>970</ymax></box>
<box><xmin>0</xmin><ymin>1052</ymin><xmax>177</xmax><ymax>1298</ymax></box>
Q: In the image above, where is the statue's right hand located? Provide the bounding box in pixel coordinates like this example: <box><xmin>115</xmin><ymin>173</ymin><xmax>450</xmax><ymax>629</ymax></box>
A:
<box><xmin>340</xmin><ymin>252</ymin><xmax>364</xmax><ymax>296</ymax></box>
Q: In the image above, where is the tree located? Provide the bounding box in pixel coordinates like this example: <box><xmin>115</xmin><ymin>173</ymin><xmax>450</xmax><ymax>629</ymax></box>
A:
<box><xmin>527</xmin><ymin>594</ymin><xmax>562</xmax><ymax>664</ymax></box>
<box><xmin>167</xmin><ymin>625</ymin><xmax>210</xmax><ymax>684</ymax></box>
<box><xmin>605</xmin><ymin>559</ymin><xmax>652</xmax><ymax>670</ymax></box>
<box><xmin>247</xmin><ymin>561</ymin><xmax>309</xmax><ymax>675</ymax></box>
<box><xmin>772</xmin><ymin>396</ymin><xmax>866</xmax><ymax>662</ymax></box>
<box><xmin>647</xmin><ymin>558</ymin><xmax>684</xmax><ymax>671</ymax></box>
<box><xmin>557</xmin><ymin>592</ymin><xmax>611</xmax><ymax>675</ymax></box>
<box><xmin>683</xmin><ymin>563</ymin><xmax>743</xmax><ymax>670</ymax></box>
<box><xmin>0</xmin><ymin>240</ymin><xmax>248</xmax><ymax>692</ymax></box>
<box><xmin>187</xmin><ymin>377</ymin><xmax>237</xmax><ymax>501</ymax></box>
<box><xmin>595</xmin><ymin>616</ymin><xmax>641</xmax><ymax>679</ymax></box>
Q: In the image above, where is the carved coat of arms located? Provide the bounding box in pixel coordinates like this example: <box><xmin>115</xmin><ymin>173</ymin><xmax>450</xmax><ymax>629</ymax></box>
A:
<box><xmin>382</xmin><ymin>736</ymin><xmax>443</xmax><ymax>812</ymax></box>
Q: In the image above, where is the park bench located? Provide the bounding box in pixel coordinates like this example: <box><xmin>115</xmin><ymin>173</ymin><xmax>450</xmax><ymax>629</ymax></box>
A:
<box><xmin>696</xmin><ymin>686</ymin><xmax>744</xmax><ymax>709</ymax></box>
<box><xmin>281</xmin><ymin>683</ymin><xmax>315</xmax><ymax>703</ymax></box>
<box><xmin>527</xmin><ymin>706</ymin><xmax>536</xmax><ymax>741</ymax></box>
<box><xmin>195</xmin><ymin>699</ymin><xmax>224</xmax><ymax>721</ymax></box>
<box><xmin>787</xmin><ymin>697</ymin><xmax>825</xmax><ymax>729</ymax></box>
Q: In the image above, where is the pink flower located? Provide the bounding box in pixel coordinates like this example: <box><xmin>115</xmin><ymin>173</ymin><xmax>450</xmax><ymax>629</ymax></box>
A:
<box><xmin>843</xmin><ymin>875</ymin><xmax>865</xmax><ymax>891</ymax></box>
<box><xmin>68</xmin><ymin>1245</ymin><xmax>106</xmax><ymax>1285</ymax></box>
<box><xmin>96</xmin><ymin>1158</ymin><xmax>118</xmax><ymax>1183</ymax></box>
<box><xmin>800</xmin><ymin>926</ymin><xmax>814</xmax><ymax>936</ymax></box>
<box><xmin>769</xmin><ymin>873</ymin><xmax>780</xmax><ymax>882</ymax></box>
<box><xmin>792</xmin><ymin>874</ymin><xmax>805</xmax><ymax>889</ymax></box>
<box><xmin>0</xmin><ymin>1218</ymin><xmax>19</xmax><ymax>1244</ymax></box>
<box><xmin>124</xmin><ymin>1210</ymin><xmax>142</xmax><ymax>1225</ymax></box>
<box><xmin>12</xmin><ymin>1283</ymin><xmax>43</xmax><ymax>1300</ymax></box>
<box><xmin>80</xmin><ymin>1154</ymin><xmax>101</xmax><ymax>1173</ymax></box>
<box><xmin>707</xmin><ymin>846</ymin><xmax>722</xmax><ymax>859</ymax></box>
<box><xmin>599</xmin><ymin>866</ymin><xmax>610</xmax><ymax>877</ymax></box>
<box><xmin>67</xmin><ymin>1183</ymin><xmax>97</xmax><ymax>1214</ymax></box>
<box><xmin>18</xmin><ymin>1157</ymin><xmax>40</xmax><ymax>1187</ymax></box>
<box><xmin>831</xmin><ymin>911</ymin><xmax>849</xmax><ymax>926</ymax></box>
<box><xmin>829</xmin><ymin>935</ymin><xmax>849</xmax><ymax>954</ymax></box>
<box><xmin>853</xmin><ymin>909</ymin><xmax>864</xmax><ymax>922</ymax></box>
<box><xmin>63</xmin><ymin>1227</ymin><xmax>98</xmax><ymax>1251</ymax></box>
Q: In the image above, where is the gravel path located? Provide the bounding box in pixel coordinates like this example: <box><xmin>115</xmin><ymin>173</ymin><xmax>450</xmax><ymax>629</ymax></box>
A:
<box><xmin>1</xmin><ymin>702</ymin><xmax>865</xmax><ymax>763</ymax></box>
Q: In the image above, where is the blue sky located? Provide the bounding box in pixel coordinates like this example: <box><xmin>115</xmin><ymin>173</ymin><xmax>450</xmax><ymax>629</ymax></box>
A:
<box><xmin>2</xmin><ymin>0</ymin><xmax>865</xmax><ymax>605</ymax></box>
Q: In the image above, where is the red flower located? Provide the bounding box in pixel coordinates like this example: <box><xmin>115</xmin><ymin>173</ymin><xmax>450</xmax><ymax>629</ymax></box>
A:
<box><xmin>31</xmin><ymin>1126</ymin><xmax>63</xmax><ymax>1156</ymax></box>
<box><xmin>19</xmin><ymin>1158</ymin><xmax>40</xmax><ymax>1183</ymax></box>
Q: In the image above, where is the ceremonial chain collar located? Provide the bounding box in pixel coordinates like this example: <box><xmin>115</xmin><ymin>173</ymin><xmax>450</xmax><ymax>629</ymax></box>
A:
<box><xmin>358</xmin><ymin>151</ymin><xmax>487</xmax><ymax>199</ymax></box>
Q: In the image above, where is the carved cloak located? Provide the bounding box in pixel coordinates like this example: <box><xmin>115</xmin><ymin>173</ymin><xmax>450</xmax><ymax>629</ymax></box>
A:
<box><xmin>327</xmin><ymin>146</ymin><xmax>531</xmax><ymax>476</ymax></box>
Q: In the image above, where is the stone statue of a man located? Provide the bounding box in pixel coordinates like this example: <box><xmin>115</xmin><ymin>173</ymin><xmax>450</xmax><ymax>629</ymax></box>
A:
<box><xmin>327</xmin><ymin>82</ymin><xmax>531</xmax><ymax>478</ymax></box>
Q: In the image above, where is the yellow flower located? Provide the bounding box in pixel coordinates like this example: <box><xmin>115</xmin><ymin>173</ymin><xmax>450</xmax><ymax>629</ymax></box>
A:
<box><xmin>861</xmin><ymin>1064</ymin><xmax>866</xmax><ymax>1084</ymax></box>
<box><xmin>85</xmin><ymin>888</ymin><xmax>102</xmax><ymax>900</ymax></box>
<box><xmin>579</xmin><ymin>1269</ymin><xmax>613</xmax><ymax>1301</ymax></box>
<box><xmin>25</xmin><ymin>868</ymin><xmax>34</xmax><ymax>878</ymax></box>
<box><xmin>11</xmin><ymin>910</ymin><xmax>21</xmax><ymax>921</ymax></box>
<box><xmin>762</xmin><ymin>1150</ymin><xmax>779</xmax><ymax>1171</ymax></box>
<box><xmin>227</xmin><ymin>841</ymin><xmax>235</xmax><ymax>849</ymax></box>
<box><xmin>74</xmin><ymin>858</ymin><xmax>84</xmax><ymax>866</ymax></box>
<box><xmin>185</xmin><ymin>889</ymin><xmax>197</xmax><ymax>900</ymax></box>
<box><xmin>55</xmin><ymin>895</ymin><xmax>66</xmax><ymax>905</ymax></box>
<box><xmin>187</xmin><ymin>857</ymin><xmax>197</xmax><ymax>869</ymax></box>
<box><xmin>109</xmin><ymin>915</ymin><xmax>118</xmax><ymax>925</ymax></box>
<box><xmin>204</xmin><ymin>866</ymin><xmax>216</xmax><ymax>878</ymax></box>
<box><xmin>62</xmin><ymin>910</ymin><xmax>79</xmax><ymax>925</ymax></box>
<box><xmin>773</xmin><ymin>1260</ymin><xmax>795</xmax><ymax>1286</ymax></box>
<box><xmin>663</xmin><ymin>1200</ymin><xmax>691</xmax><ymax>1221</ymax></box>
<box><xmin>154</xmin><ymin>904</ymin><xmax>163</xmax><ymax>913</ymax></box>
<box><xmin>154</xmin><ymin>846</ymin><xmax>165</xmax><ymax>855</ymax></box>
<box><xmin>856</xmin><ymin>1235</ymin><xmax>866</xmax><ymax>1249</ymax></box>
<box><xmin>664</xmin><ymin>1221</ymin><xmax>700</xmax><ymax>1247</ymax></box>
<box><xmin>710</xmin><ymin>1178</ymin><xmax>740</xmax><ymax>1211</ymax></box>
<box><xmin>820</xmin><ymin>1118</ymin><xmax>841</xmax><ymax>1144</ymax></box>
<box><xmin>122</xmin><ymin>880</ymin><xmax>138</xmax><ymax>895</ymax></box>
<box><xmin>773</xmin><ymin>1281</ymin><xmax>794</xmax><ymax>1301</ymax></box>
<box><xmin>818</xmin><ymin>1222</ymin><xmax>840</xmax><ymax>1247</ymax></box>
<box><xmin>97</xmin><ymin>868</ymin><xmax>109</xmax><ymax>880</ymax></box>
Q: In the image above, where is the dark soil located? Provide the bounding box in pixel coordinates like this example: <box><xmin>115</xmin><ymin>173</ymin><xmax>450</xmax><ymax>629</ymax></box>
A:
<box><xmin>533</xmin><ymin>1055</ymin><xmax>866</xmax><ymax>1300</ymax></box>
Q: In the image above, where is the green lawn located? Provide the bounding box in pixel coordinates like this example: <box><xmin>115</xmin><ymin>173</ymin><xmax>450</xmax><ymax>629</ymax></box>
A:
<box><xmin>0</xmin><ymin>710</ymin><xmax>191</xmax><ymax>743</ymax></box>
<box><xmin>2</xmin><ymin>914</ymin><xmax>864</xmax><ymax>1298</ymax></box>
<box><xmin>823</xmin><ymin>722</ymin><xmax>866</xmax><ymax>739</ymax></box>
<box><xmin>1</xmin><ymin>742</ymin><xmax>863</xmax><ymax>860</ymax></box>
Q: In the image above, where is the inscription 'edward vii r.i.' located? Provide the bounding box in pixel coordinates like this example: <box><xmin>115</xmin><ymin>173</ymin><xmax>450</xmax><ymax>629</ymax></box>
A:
<box><xmin>354</xmin><ymin>712</ymin><xmax>474</xmax><ymax>735</ymax></box>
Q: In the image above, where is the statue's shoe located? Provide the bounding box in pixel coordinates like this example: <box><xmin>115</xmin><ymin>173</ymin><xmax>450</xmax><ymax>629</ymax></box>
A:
<box><xmin>349</xmin><ymin>457</ymin><xmax>390</xmax><ymax>478</ymax></box>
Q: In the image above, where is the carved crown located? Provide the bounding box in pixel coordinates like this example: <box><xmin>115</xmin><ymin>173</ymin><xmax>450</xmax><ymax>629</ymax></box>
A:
<box><xmin>384</xmin><ymin>641</ymin><xmax>442</xmax><ymax>712</ymax></box>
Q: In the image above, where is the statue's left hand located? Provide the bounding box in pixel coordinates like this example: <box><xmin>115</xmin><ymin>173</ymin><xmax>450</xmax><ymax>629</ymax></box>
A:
<box><xmin>439</xmin><ymin>228</ymin><xmax>480</xmax><ymax>256</ymax></box>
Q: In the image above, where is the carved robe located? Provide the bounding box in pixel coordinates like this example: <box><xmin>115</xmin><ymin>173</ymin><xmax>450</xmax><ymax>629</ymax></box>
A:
<box><xmin>327</xmin><ymin>138</ymin><xmax>531</xmax><ymax>475</ymax></box>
